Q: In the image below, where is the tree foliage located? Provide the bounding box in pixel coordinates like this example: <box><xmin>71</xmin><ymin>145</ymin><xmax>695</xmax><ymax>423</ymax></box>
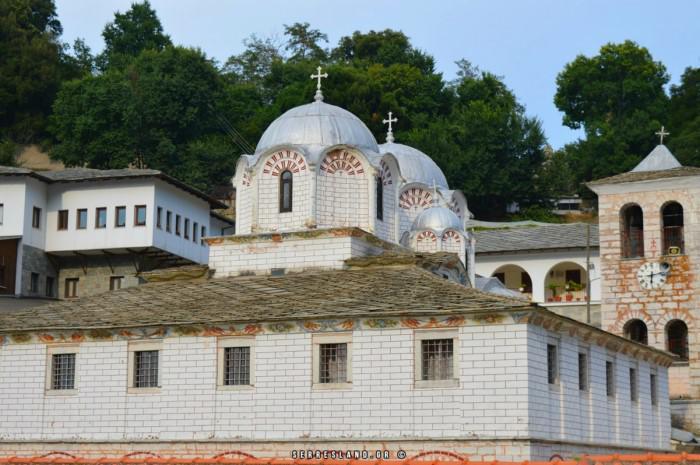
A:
<box><xmin>668</xmin><ymin>67</ymin><xmax>700</xmax><ymax>166</ymax></box>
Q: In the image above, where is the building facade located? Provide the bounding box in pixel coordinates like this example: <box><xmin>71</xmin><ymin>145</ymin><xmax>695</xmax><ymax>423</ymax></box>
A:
<box><xmin>0</xmin><ymin>167</ymin><xmax>233</xmax><ymax>301</ymax></box>
<box><xmin>588</xmin><ymin>144</ymin><xmax>700</xmax><ymax>431</ymax></box>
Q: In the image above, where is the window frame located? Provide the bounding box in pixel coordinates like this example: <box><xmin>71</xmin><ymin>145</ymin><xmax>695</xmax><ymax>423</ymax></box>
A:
<box><xmin>134</xmin><ymin>205</ymin><xmax>147</xmax><ymax>227</ymax></box>
<box><xmin>620</xmin><ymin>204</ymin><xmax>645</xmax><ymax>259</ymax></box>
<box><xmin>666</xmin><ymin>319</ymin><xmax>689</xmax><ymax>361</ymax></box>
<box><xmin>578</xmin><ymin>349</ymin><xmax>589</xmax><ymax>392</ymax></box>
<box><xmin>30</xmin><ymin>272</ymin><xmax>39</xmax><ymax>293</ymax></box>
<box><xmin>629</xmin><ymin>366</ymin><xmax>638</xmax><ymax>402</ymax></box>
<box><xmin>661</xmin><ymin>201</ymin><xmax>684</xmax><ymax>255</ymax></box>
<box><xmin>606</xmin><ymin>359</ymin><xmax>616</xmax><ymax>399</ymax></box>
<box><xmin>414</xmin><ymin>329</ymin><xmax>459</xmax><ymax>389</ymax></box>
<box><xmin>95</xmin><ymin>207</ymin><xmax>107</xmax><ymax>229</ymax></box>
<box><xmin>193</xmin><ymin>221</ymin><xmax>198</xmax><ymax>243</ymax></box>
<box><xmin>64</xmin><ymin>277</ymin><xmax>78</xmax><ymax>298</ymax></box>
<box><xmin>217</xmin><ymin>337</ymin><xmax>255</xmax><ymax>390</ymax></box>
<box><xmin>376</xmin><ymin>176</ymin><xmax>383</xmax><ymax>221</ymax></box>
<box><xmin>45</xmin><ymin>276</ymin><xmax>55</xmax><ymax>297</ymax></box>
<box><xmin>279</xmin><ymin>170</ymin><xmax>293</xmax><ymax>213</ymax></box>
<box><xmin>0</xmin><ymin>203</ymin><xmax>3</xmax><ymax>225</ymax></box>
<box><xmin>547</xmin><ymin>342</ymin><xmax>559</xmax><ymax>386</ymax></box>
<box><xmin>200</xmin><ymin>226</ymin><xmax>207</xmax><ymax>246</ymax></box>
<box><xmin>76</xmin><ymin>208</ymin><xmax>88</xmax><ymax>230</ymax></box>
<box><xmin>184</xmin><ymin>218</ymin><xmax>190</xmax><ymax>239</ymax></box>
<box><xmin>650</xmin><ymin>372</ymin><xmax>658</xmax><ymax>406</ymax></box>
<box><xmin>45</xmin><ymin>344</ymin><xmax>79</xmax><ymax>395</ymax></box>
<box><xmin>175</xmin><ymin>214</ymin><xmax>181</xmax><ymax>236</ymax></box>
<box><xmin>57</xmin><ymin>209</ymin><xmax>69</xmax><ymax>231</ymax></box>
<box><xmin>32</xmin><ymin>206</ymin><xmax>41</xmax><ymax>229</ymax></box>
<box><xmin>109</xmin><ymin>276</ymin><xmax>124</xmax><ymax>290</ymax></box>
<box><xmin>115</xmin><ymin>206</ymin><xmax>126</xmax><ymax>228</ymax></box>
<box><xmin>127</xmin><ymin>340</ymin><xmax>162</xmax><ymax>394</ymax></box>
<box><xmin>312</xmin><ymin>332</ymin><xmax>352</xmax><ymax>390</ymax></box>
<box><xmin>156</xmin><ymin>206</ymin><xmax>162</xmax><ymax>229</ymax></box>
<box><xmin>166</xmin><ymin>210</ymin><xmax>172</xmax><ymax>233</ymax></box>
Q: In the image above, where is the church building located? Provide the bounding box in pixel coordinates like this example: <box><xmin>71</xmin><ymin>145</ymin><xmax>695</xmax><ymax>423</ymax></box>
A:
<box><xmin>588</xmin><ymin>135</ymin><xmax>700</xmax><ymax>432</ymax></box>
<box><xmin>0</xmin><ymin>73</ymin><xmax>676</xmax><ymax>461</ymax></box>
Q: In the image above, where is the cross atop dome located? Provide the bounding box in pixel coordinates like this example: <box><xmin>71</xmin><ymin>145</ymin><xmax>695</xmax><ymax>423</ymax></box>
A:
<box><xmin>655</xmin><ymin>125</ymin><xmax>670</xmax><ymax>145</ymax></box>
<box><xmin>311</xmin><ymin>66</ymin><xmax>328</xmax><ymax>102</ymax></box>
<box><xmin>382</xmin><ymin>111</ymin><xmax>398</xmax><ymax>143</ymax></box>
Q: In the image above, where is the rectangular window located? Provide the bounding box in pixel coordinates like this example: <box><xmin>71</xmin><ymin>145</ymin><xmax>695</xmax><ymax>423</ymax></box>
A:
<box><xmin>175</xmin><ymin>215</ymin><xmax>181</xmax><ymax>236</ymax></box>
<box><xmin>57</xmin><ymin>210</ymin><xmax>69</xmax><ymax>230</ymax></box>
<box><xmin>95</xmin><ymin>207</ymin><xmax>107</xmax><ymax>229</ymax></box>
<box><xmin>64</xmin><ymin>278</ymin><xmax>78</xmax><ymax>298</ymax></box>
<box><xmin>134</xmin><ymin>205</ymin><xmax>147</xmax><ymax>226</ymax></box>
<box><xmin>184</xmin><ymin>218</ymin><xmax>190</xmax><ymax>239</ymax></box>
<box><xmin>51</xmin><ymin>353</ymin><xmax>76</xmax><ymax>390</ymax></box>
<box><xmin>422</xmin><ymin>339</ymin><xmax>454</xmax><ymax>381</ymax></box>
<box><xmin>630</xmin><ymin>367</ymin><xmax>638</xmax><ymax>402</ymax></box>
<box><xmin>110</xmin><ymin>276</ymin><xmax>124</xmax><ymax>290</ymax></box>
<box><xmin>166</xmin><ymin>211</ymin><xmax>172</xmax><ymax>232</ymax></box>
<box><xmin>193</xmin><ymin>222</ymin><xmax>198</xmax><ymax>243</ymax></box>
<box><xmin>650</xmin><ymin>373</ymin><xmax>658</xmax><ymax>405</ymax></box>
<box><xmin>115</xmin><ymin>206</ymin><xmax>126</xmax><ymax>227</ymax></box>
<box><xmin>133</xmin><ymin>350</ymin><xmax>159</xmax><ymax>388</ymax></box>
<box><xmin>223</xmin><ymin>346</ymin><xmax>251</xmax><ymax>386</ymax></box>
<box><xmin>45</xmin><ymin>276</ymin><xmax>54</xmax><ymax>297</ymax></box>
<box><xmin>156</xmin><ymin>207</ymin><xmax>162</xmax><ymax>229</ymax></box>
<box><xmin>30</xmin><ymin>272</ymin><xmax>39</xmax><ymax>293</ymax></box>
<box><xmin>201</xmin><ymin>226</ymin><xmax>207</xmax><ymax>245</ymax></box>
<box><xmin>32</xmin><ymin>206</ymin><xmax>41</xmax><ymax>228</ymax></box>
<box><xmin>565</xmin><ymin>269</ymin><xmax>582</xmax><ymax>285</ymax></box>
<box><xmin>76</xmin><ymin>209</ymin><xmax>87</xmax><ymax>229</ymax></box>
<box><xmin>578</xmin><ymin>352</ymin><xmax>588</xmax><ymax>391</ymax></box>
<box><xmin>0</xmin><ymin>203</ymin><xmax>3</xmax><ymax>225</ymax></box>
<box><xmin>606</xmin><ymin>360</ymin><xmax>615</xmax><ymax>398</ymax></box>
<box><xmin>319</xmin><ymin>343</ymin><xmax>348</xmax><ymax>383</ymax></box>
<box><xmin>547</xmin><ymin>344</ymin><xmax>558</xmax><ymax>385</ymax></box>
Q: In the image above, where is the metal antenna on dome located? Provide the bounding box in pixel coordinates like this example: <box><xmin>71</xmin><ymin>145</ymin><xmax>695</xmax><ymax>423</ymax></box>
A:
<box><xmin>382</xmin><ymin>111</ymin><xmax>398</xmax><ymax>143</ymax></box>
<box><xmin>311</xmin><ymin>66</ymin><xmax>328</xmax><ymax>102</ymax></box>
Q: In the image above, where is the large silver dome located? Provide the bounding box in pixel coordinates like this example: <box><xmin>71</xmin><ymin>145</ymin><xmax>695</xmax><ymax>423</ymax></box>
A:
<box><xmin>255</xmin><ymin>101</ymin><xmax>379</xmax><ymax>156</ymax></box>
<box><xmin>380</xmin><ymin>142</ymin><xmax>448</xmax><ymax>188</ymax></box>
<box><xmin>411</xmin><ymin>206</ymin><xmax>463</xmax><ymax>234</ymax></box>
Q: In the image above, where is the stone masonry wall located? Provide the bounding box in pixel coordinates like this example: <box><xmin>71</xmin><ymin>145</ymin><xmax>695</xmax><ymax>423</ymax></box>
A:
<box><xmin>19</xmin><ymin>243</ymin><xmax>57</xmax><ymax>297</ymax></box>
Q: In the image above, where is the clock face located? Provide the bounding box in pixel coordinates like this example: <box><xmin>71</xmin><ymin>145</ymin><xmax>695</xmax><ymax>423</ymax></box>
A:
<box><xmin>637</xmin><ymin>262</ymin><xmax>670</xmax><ymax>290</ymax></box>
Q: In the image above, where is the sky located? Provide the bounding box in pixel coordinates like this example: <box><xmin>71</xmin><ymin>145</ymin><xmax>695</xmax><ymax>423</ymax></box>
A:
<box><xmin>55</xmin><ymin>0</ymin><xmax>700</xmax><ymax>149</ymax></box>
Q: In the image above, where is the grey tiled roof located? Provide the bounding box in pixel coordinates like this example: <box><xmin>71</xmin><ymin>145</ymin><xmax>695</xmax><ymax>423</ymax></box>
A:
<box><xmin>0</xmin><ymin>261</ymin><xmax>531</xmax><ymax>333</ymax></box>
<box><xmin>587</xmin><ymin>166</ymin><xmax>700</xmax><ymax>186</ymax></box>
<box><xmin>0</xmin><ymin>166</ymin><xmax>225</xmax><ymax>208</ymax></box>
<box><xmin>474</xmin><ymin>223</ymin><xmax>599</xmax><ymax>254</ymax></box>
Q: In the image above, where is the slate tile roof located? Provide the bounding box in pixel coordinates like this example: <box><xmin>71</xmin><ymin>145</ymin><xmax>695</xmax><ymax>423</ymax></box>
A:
<box><xmin>587</xmin><ymin>166</ymin><xmax>700</xmax><ymax>186</ymax></box>
<box><xmin>0</xmin><ymin>264</ymin><xmax>531</xmax><ymax>333</ymax></box>
<box><xmin>474</xmin><ymin>223</ymin><xmax>599</xmax><ymax>254</ymax></box>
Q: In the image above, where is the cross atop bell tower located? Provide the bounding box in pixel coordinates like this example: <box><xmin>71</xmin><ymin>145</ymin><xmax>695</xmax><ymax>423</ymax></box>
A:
<box><xmin>382</xmin><ymin>111</ymin><xmax>398</xmax><ymax>143</ymax></box>
<box><xmin>655</xmin><ymin>125</ymin><xmax>670</xmax><ymax>145</ymax></box>
<box><xmin>311</xmin><ymin>66</ymin><xmax>328</xmax><ymax>102</ymax></box>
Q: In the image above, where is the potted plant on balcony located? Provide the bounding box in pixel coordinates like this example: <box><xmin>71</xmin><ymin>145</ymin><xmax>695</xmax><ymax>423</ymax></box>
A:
<box><xmin>566</xmin><ymin>281</ymin><xmax>584</xmax><ymax>301</ymax></box>
<box><xmin>547</xmin><ymin>283</ymin><xmax>560</xmax><ymax>302</ymax></box>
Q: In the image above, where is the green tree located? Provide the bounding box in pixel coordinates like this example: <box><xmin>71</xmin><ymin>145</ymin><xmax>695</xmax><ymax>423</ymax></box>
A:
<box><xmin>283</xmin><ymin>22</ymin><xmax>327</xmax><ymax>62</ymax></box>
<box><xmin>223</xmin><ymin>34</ymin><xmax>283</xmax><ymax>85</ymax></box>
<box><xmin>0</xmin><ymin>0</ymin><xmax>77</xmax><ymax>144</ymax></box>
<box><xmin>50</xmin><ymin>46</ymin><xmax>234</xmax><ymax>189</ymax></box>
<box><xmin>668</xmin><ymin>67</ymin><xmax>700</xmax><ymax>166</ymax></box>
<box><xmin>97</xmin><ymin>0</ymin><xmax>171</xmax><ymax>70</ymax></box>
<box><xmin>554</xmin><ymin>41</ymin><xmax>669</xmax><ymax>183</ymax></box>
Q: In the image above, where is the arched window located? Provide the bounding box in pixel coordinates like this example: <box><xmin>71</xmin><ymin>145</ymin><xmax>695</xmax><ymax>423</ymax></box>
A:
<box><xmin>662</xmin><ymin>202</ymin><xmax>684</xmax><ymax>254</ymax></box>
<box><xmin>623</xmin><ymin>319</ymin><xmax>648</xmax><ymax>345</ymax></box>
<box><xmin>279</xmin><ymin>170</ymin><xmax>293</xmax><ymax>213</ymax></box>
<box><xmin>621</xmin><ymin>205</ymin><xmax>644</xmax><ymax>258</ymax></box>
<box><xmin>376</xmin><ymin>177</ymin><xmax>383</xmax><ymax>221</ymax></box>
<box><xmin>667</xmin><ymin>320</ymin><xmax>689</xmax><ymax>361</ymax></box>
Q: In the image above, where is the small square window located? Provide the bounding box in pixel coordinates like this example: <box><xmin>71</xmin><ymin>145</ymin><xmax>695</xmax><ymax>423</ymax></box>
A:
<box><xmin>313</xmin><ymin>333</ymin><xmax>352</xmax><ymax>388</ymax></box>
<box><xmin>57</xmin><ymin>210</ymin><xmax>69</xmax><ymax>230</ymax></box>
<box><xmin>166</xmin><ymin>211</ymin><xmax>172</xmax><ymax>233</ymax></box>
<box><xmin>51</xmin><ymin>353</ymin><xmax>76</xmax><ymax>390</ymax></box>
<box><xmin>184</xmin><ymin>218</ymin><xmax>190</xmax><ymax>239</ymax></box>
<box><xmin>95</xmin><ymin>207</ymin><xmax>107</xmax><ymax>229</ymax></box>
<box><xmin>133</xmin><ymin>350</ymin><xmax>159</xmax><ymax>388</ymax></box>
<box><xmin>175</xmin><ymin>215</ymin><xmax>181</xmax><ymax>236</ymax></box>
<box><xmin>76</xmin><ymin>209</ymin><xmax>87</xmax><ymax>229</ymax></box>
<box><xmin>547</xmin><ymin>344</ymin><xmax>558</xmax><ymax>385</ymax></box>
<box><xmin>630</xmin><ymin>367</ymin><xmax>638</xmax><ymax>402</ymax></box>
<box><xmin>606</xmin><ymin>360</ymin><xmax>615</xmax><ymax>398</ymax></box>
<box><xmin>30</xmin><ymin>272</ymin><xmax>39</xmax><ymax>293</ymax></box>
<box><xmin>115</xmin><ymin>206</ymin><xmax>126</xmax><ymax>227</ymax></box>
<box><xmin>134</xmin><ymin>205</ymin><xmax>147</xmax><ymax>226</ymax></box>
<box><xmin>64</xmin><ymin>278</ymin><xmax>78</xmax><ymax>298</ymax></box>
<box><xmin>218</xmin><ymin>337</ymin><xmax>255</xmax><ymax>389</ymax></box>
<box><xmin>156</xmin><ymin>207</ymin><xmax>162</xmax><ymax>229</ymax></box>
<box><xmin>578</xmin><ymin>352</ymin><xmax>588</xmax><ymax>391</ymax></box>
<box><xmin>110</xmin><ymin>276</ymin><xmax>124</xmax><ymax>290</ymax></box>
<box><xmin>32</xmin><ymin>207</ymin><xmax>41</xmax><ymax>229</ymax></box>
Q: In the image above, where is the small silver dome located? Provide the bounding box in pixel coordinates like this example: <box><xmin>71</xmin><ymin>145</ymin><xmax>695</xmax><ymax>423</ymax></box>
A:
<box><xmin>411</xmin><ymin>206</ymin><xmax>463</xmax><ymax>234</ymax></box>
<box><xmin>255</xmin><ymin>101</ymin><xmax>379</xmax><ymax>156</ymax></box>
<box><xmin>380</xmin><ymin>142</ymin><xmax>448</xmax><ymax>188</ymax></box>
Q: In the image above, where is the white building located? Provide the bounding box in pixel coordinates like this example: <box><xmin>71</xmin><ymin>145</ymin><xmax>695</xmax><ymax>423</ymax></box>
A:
<box><xmin>473</xmin><ymin>223</ymin><xmax>602</xmax><ymax>325</ymax></box>
<box><xmin>0</xmin><ymin>167</ymin><xmax>233</xmax><ymax>300</ymax></box>
<box><xmin>0</xmin><ymin>81</ymin><xmax>676</xmax><ymax>460</ymax></box>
